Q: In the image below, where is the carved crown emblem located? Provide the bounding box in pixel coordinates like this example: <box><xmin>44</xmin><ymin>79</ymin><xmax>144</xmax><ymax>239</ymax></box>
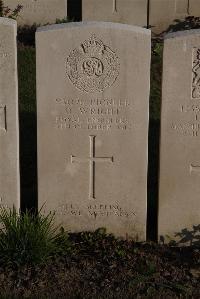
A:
<box><xmin>66</xmin><ymin>34</ymin><xmax>120</xmax><ymax>93</ymax></box>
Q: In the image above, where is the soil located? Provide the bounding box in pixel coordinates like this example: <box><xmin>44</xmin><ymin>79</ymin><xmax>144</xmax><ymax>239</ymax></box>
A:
<box><xmin>0</xmin><ymin>231</ymin><xmax>199</xmax><ymax>299</ymax></box>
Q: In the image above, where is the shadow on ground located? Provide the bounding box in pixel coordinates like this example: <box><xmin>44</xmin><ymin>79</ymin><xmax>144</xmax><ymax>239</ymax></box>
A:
<box><xmin>160</xmin><ymin>225</ymin><xmax>200</xmax><ymax>247</ymax></box>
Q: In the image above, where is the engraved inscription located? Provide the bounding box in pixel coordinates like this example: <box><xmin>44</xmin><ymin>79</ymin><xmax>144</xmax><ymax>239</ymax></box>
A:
<box><xmin>0</xmin><ymin>39</ymin><xmax>11</xmax><ymax>69</ymax></box>
<box><xmin>82</xmin><ymin>57</ymin><xmax>104</xmax><ymax>77</ymax></box>
<box><xmin>71</xmin><ymin>135</ymin><xmax>114</xmax><ymax>200</ymax></box>
<box><xmin>0</xmin><ymin>105</ymin><xmax>7</xmax><ymax>131</ymax></box>
<box><xmin>66</xmin><ymin>35</ymin><xmax>120</xmax><ymax>93</ymax></box>
<box><xmin>55</xmin><ymin>97</ymin><xmax>133</xmax><ymax>131</ymax></box>
<box><xmin>18</xmin><ymin>1</ymin><xmax>61</xmax><ymax>13</ymax></box>
<box><xmin>171</xmin><ymin>122</ymin><xmax>200</xmax><ymax>137</ymax></box>
<box><xmin>88</xmin><ymin>204</ymin><xmax>136</xmax><ymax>219</ymax></box>
<box><xmin>171</xmin><ymin>104</ymin><xmax>200</xmax><ymax>137</ymax></box>
<box><xmin>192</xmin><ymin>48</ymin><xmax>200</xmax><ymax>99</ymax></box>
<box><xmin>56</xmin><ymin>204</ymin><xmax>81</xmax><ymax>217</ymax></box>
<box><xmin>55</xmin><ymin>203</ymin><xmax>136</xmax><ymax>219</ymax></box>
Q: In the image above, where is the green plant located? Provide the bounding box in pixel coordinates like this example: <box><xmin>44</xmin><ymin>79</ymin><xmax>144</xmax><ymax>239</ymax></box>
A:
<box><xmin>0</xmin><ymin>0</ymin><xmax>22</xmax><ymax>19</ymax></box>
<box><xmin>55</xmin><ymin>17</ymin><xmax>70</xmax><ymax>24</ymax></box>
<box><xmin>0</xmin><ymin>207</ymin><xmax>70</xmax><ymax>266</ymax></box>
<box><xmin>17</xmin><ymin>24</ymin><xmax>38</xmax><ymax>47</ymax></box>
<box><xmin>150</xmin><ymin>40</ymin><xmax>163</xmax><ymax>121</ymax></box>
<box><xmin>165</xmin><ymin>16</ymin><xmax>200</xmax><ymax>33</ymax></box>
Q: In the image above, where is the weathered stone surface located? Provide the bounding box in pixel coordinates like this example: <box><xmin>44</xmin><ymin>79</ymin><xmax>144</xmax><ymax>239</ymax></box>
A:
<box><xmin>0</xmin><ymin>18</ymin><xmax>20</xmax><ymax>210</ymax></box>
<box><xmin>36</xmin><ymin>22</ymin><xmax>150</xmax><ymax>240</ymax></box>
<box><xmin>82</xmin><ymin>0</ymin><xmax>147</xmax><ymax>27</ymax></box>
<box><xmin>4</xmin><ymin>0</ymin><xmax>67</xmax><ymax>25</ymax></box>
<box><xmin>189</xmin><ymin>0</ymin><xmax>200</xmax><ymax>17</ymax></box>
<box><xmin>159</xmin><ymin>30</ymin><xmax>200</xmax><ymax>246</ymax></box>
<box><xmin>149</xmin><ymin>0</ymin><xmax>189</xmax><ymax>34</ymax></box>
<box><xmin>82</xmin><ymin>0</ymin><xmax>200</xmax><ymax>34</ymax></box>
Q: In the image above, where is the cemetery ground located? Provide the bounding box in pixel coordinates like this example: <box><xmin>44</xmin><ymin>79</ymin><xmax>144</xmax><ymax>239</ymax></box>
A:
<box><xmin>0</xmin><ymin>209</ymin><xmax>199</xmax><ymax>298</ymax></box>
<box><xmin>0</xmin><ymin>28</ymin><xmax>197</xmax><ymax>298</ymax></box>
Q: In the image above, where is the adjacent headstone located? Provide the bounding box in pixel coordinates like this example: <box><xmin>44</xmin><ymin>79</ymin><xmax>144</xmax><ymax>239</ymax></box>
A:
<box><xmin>36</xmin><ymin>22</ymin><xmax>151</xmax><ymax>240</ymax></box>
<box><xmin>188</xmin><ymin>0</ymin><xmax>200</xmax><ymax>17</ymax></box>
<box><xmin>82</xmin><ymin>0</ymin><xmax>200</xmax><ymax>34</ymax></box>
<box><xmin>82</xmin><ymin>0</ymin><xmax>148</xmax><ymax>27</ymax></box>
<box><xmin>4</xmin><ymin>0</ymin><xmax>67</xmax><ymax>26</ymax></box>
<box><xmin>149</xmin><ymin>0</ymin><xmax>189</xmax><ymax>34</ymax></box>
<box><xmin>159</xmin><ymin>30</ymin><xmax>200</xmax><ymax>246</ymax></box>
<box><xmin>0</xmin><ymin>18</ymin><xmax>20</xmax><ymax>210</ymax></box>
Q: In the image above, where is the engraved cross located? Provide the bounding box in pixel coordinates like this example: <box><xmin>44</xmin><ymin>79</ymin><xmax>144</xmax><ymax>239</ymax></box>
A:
<box><xmin>190</xmin><ymin>164</ymin><xmax>200</xmax><ymax>175</ymax></box>
<box><xmin>113</xmin><ymin>0</ymin><xmax>117</xmax><ymax>13</ymax></box>
<box><xmin>187</xmin><ymin>0</ymin><xmax>190</xmax><ymax>15</ymax></box>
<box><xmin>71</xmin><ymin>135</ymin><xmax>114</xmax><ymax>200</ymax></box>
<box><xmin>0</xmin><ymin>105</ymin><xmax>6</xmax><ymax>131</ymax></box>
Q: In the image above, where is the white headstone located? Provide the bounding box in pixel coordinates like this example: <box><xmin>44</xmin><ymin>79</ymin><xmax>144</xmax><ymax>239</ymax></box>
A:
<box><xmin>188</xmin><ymin>0</ymin><xmax>200</xmax><ymax>17</ymax></box>
<box><xmin>82</xmin><ymin>0</ymin><xmax>148</xmax><ymax>27</ymax></box>
<box><xmin>150</xmin><ymin>0</ymin><xmax>189</xmax><ymax>34</ymax></box>
<box><xmin>159</xmin><ymin>30</ymin><xmax>200</xmax><ymax>246</ymax></box>
<box><xmin>4</xmin><ymin>0</ymin><xmax>67</xmax><ymax>25</ymax></box>
<box><xmin>36</xmin><ymin>22</ymin><xmax>151</xmax><ymax>240</ymax></box>
<box><xmin>0</xmin><ymin>18</ymin><xmax>20</xmax><ymax>210</ymax></box>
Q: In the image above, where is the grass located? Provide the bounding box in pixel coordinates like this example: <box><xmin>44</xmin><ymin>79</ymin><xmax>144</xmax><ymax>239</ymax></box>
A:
<box><xmin>18</xmin><ymin>46</ymin><xmax>36</xmax><ymax>114</ymax></box>
<box><xmin>150</xmin><ymin>41</ymin><xmax>163</xmax><ymax>121</ymax></box>
<box><xmin>0</xmin><ymin>208</ymin><xmax>197</xmax><ymax>298</ymax></box>
<box><xmin>0</xmin><ymin>218</ymin><xmax>197</xmax><ymax>298</ymax></box>
<box><xmin>4</xmin><ymin>20</ymin><xmax>198</xmax><ymax>298</ymax></box>
<box><xmin>0</xmin><ymin>207</ymin><xmax>70</xmax><ymax>266</ymax></box>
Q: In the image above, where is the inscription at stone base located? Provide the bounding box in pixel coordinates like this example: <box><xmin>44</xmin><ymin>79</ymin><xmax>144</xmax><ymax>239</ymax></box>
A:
<box><xmin>55</xmin><ymin>203</ymin><xmax>136</xmax><ymax>219</ymax></box>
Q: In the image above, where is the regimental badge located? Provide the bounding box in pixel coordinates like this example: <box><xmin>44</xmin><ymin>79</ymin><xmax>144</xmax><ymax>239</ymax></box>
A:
<box><xmin>66</xmin><ymin>34</ymin><xmax>120</xmax><ymax>93</ymax></box>
<box><xmin>192</xmin><ymin>47</ymin><xmax>200</xmax><ymax>100</ymax></box>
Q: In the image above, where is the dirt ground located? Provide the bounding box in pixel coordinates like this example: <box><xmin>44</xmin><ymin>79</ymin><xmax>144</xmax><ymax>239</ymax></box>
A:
<box><xmin>0</xmin><ymin>232</ymin><xmax>199</xmax><ymax>299</ymax></box>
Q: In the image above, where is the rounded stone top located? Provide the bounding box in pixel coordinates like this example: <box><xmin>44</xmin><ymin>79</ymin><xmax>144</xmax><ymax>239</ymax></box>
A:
<box><xmin>0</xmin><ymin>17</ymin><xmax>17</xmax><ymax>26</ymax></box>
<box><xmin>37</xmin><ymin>21</ymin><xmax>151</xmax><ymax>36</ymax></box>
<box><xmin>165</xmin><ymin>29</ymin><xmax>200</xmax><ymax>40</ymax></box>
